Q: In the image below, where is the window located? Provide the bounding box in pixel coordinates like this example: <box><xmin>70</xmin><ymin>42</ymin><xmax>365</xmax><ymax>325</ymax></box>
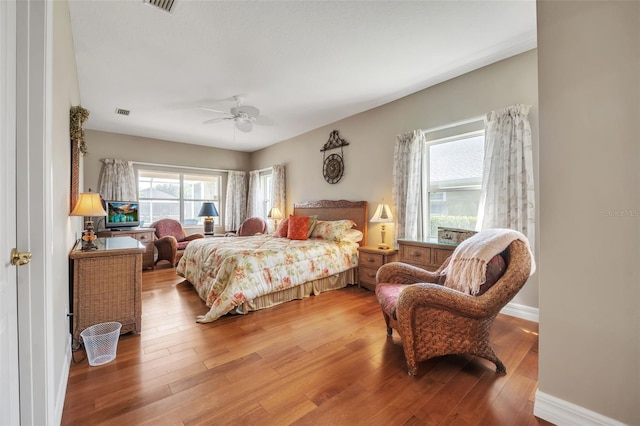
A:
<box><xmin>260</xmin><ymin>171</ymin><xmax>273</xmax><ymax>217</ymax></box>
<box><xmin>137</xmin><ymin>168</ymin><xmax>223</xmax><ymax>227</ymax></box>
<box><xmin>423</xmin><ymin>130</ymin><xmax>484</xmax><ymax>237</ymax></box>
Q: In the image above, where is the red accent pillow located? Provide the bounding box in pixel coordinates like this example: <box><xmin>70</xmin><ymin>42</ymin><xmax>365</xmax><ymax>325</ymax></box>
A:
<box><xmin>273</xmin><ymin>218</ymin><xmax>289</xmax><ymax>238</ymax></box>
<box><xmin>287</xmin><ymin>215</ymin><xmax>309</xmax><ymax>240</ymax></box>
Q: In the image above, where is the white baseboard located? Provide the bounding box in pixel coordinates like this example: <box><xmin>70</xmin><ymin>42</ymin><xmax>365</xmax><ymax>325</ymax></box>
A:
<box><xmin>500</xmin><ymin>301</ymin><xmax>539</xmax><ymax>322</ymax></box>
<box><xmin>534</xmin><ymin>390</ymin><xmax>627</xmax><ymax>426</ymax></box>
<box><xmin>53</xmin><ymin>334</ymin><xmax>72</xmax><ymax>426</ymax></box>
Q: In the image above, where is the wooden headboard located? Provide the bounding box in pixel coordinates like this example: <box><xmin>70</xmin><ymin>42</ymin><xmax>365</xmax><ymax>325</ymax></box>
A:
<box><xmin>293</xmin><ymin>200</ymin><xmax>368</xmax><ymax>246</ymax></box>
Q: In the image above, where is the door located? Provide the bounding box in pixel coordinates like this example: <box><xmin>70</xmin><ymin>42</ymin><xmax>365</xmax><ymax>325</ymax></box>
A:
<box><xmin>0</xmin><ymin>0</ymin><xmax>20</xmax><ymax>424</ymax></box>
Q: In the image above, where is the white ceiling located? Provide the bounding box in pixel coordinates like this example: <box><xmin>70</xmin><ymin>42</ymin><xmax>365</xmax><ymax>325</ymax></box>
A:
<box><xmin>68</xmin><ymin>0</ymin><xmax>537</xmax><ymax>152</ymax></box>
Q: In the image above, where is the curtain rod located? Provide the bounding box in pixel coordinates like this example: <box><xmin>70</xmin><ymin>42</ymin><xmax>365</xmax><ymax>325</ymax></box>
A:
<box><xmin>421</xmin><ymin>114</ymin><xmax>485</xmax><ymax>135</ymax></box>
<box><xmin>131</xmin><ymin>161</ymin><xmax>274</xmax><ymax>174</ymax></box>
<box><xmin>131</xmin><ymin>161</ymin><xmax>230</xmax><ymax>173</ymax></box>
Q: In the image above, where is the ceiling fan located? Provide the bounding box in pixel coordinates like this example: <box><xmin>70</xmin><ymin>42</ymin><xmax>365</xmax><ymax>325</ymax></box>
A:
<box><xmin>200</xmin><ymin>95</ymin><xmax>268</xmax><ymax>133</ymax></box>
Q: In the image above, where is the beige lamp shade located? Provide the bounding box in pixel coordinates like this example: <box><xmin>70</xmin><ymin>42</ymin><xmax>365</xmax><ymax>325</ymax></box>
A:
<box><xmin>70</xmin><ymin>191</ymin><xmax>107</xmax><ymax>217</ymax></box>
<box><xmin>268</xmin><ymin>207</ymin><xmax>284</xmax><ymax>220</ymax></box>
<box><xmin>370</xmin><ymin>203</ymin><xmax>393</xmax><ymax>223</ymax></box>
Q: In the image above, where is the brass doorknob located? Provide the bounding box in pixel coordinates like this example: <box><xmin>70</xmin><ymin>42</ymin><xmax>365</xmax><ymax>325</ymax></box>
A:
<box><xmin>10</xmin><ymin>248</ymin><xmax>31</xmax><ymax>266</ymax></box>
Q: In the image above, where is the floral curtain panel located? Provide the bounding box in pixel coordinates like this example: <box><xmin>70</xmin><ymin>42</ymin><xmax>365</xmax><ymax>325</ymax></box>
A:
<box><xmin>391</xmin><ymin>130</ymin><xmax>425</xmax><ymax>246</ymax></box>
<box><xmin>225</xmin><ymin>171</ymin><xmax>248</xmax><ymax>232</ymax></box>
<box><xmin>477</xmin><ymin>104</ymin><xmax>535</xmax><ymax>252</ymax></box>
<box><xmin>271</xmin><ymin>163</ymin><xmax>286</xmax><ymax>216</ymax></box>
<box><xmin>98</xmin><ymin>159</ymin><xmax>137</xmax><ymax>201</ymax></box>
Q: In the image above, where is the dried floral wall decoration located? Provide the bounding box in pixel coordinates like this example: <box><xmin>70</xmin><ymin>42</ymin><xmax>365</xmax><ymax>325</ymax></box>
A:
<box><xmin>70</xmin><ymin>105</ymin><xmax>90</xmax><ymax>211</ymax></box>
<box><xmin>70</xmin><ymin>105</ymin><xmax>90</xmax><ymax>156</ymax></box>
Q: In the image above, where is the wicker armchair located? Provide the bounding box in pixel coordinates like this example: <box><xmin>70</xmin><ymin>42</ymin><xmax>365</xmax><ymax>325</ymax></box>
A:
<box><xmin>375</xmin><ymin>239</ymin><xmax>532</xmax><ymax>376</ymax></box>
<box><xmin>151</xmin><ymin>219</ymin><xmax>204</xmax><ymax>267</ymax></box>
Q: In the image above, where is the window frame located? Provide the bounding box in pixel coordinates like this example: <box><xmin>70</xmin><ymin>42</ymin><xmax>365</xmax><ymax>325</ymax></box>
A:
<box><xmin>135</xmin><ymin>164</ymin><xmax>226</xmax><ymax>229</ymax></box>
<box><xmin>421</xmin><ymin>128</ymin><xmax>485</xmax><ymax>238</ymax></box>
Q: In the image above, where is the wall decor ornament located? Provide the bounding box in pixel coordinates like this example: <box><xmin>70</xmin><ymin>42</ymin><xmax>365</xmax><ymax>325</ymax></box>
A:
<box><xmin>70</xmin><ymin>105</ymin><xmax>90</xmax><ymax>211</ymax></box>
<box><xmin>321</xmin><ymin>130</ymin><xmax>349</xmax><ymax>184</ymax></box>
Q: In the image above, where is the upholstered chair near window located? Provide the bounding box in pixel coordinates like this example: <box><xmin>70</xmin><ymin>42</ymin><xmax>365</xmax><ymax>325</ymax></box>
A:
<box><xmin>151</xmin><ymin>219</ymin><xmax>204</xmax><ymax>267</ymax></box>
<box><xmin>234</xmin><ymin>217</ymin><xmax>266</xmax><ymax>236</ymax></box>
<box><xmin>375</xmin><ymin>230</ymin><xmax>533</xmax><ymax>376</ymax></box>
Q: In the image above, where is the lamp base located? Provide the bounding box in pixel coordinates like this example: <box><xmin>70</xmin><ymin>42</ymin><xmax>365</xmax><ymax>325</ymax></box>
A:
<box><xmin>203</xmin><ymin>217</ymin><xmax>214</xmax><ymax>235</ymax></box>
<box><xmin>81</xmin><ymin>220</ymin><xmax>98</xmax><ymax>250</ymax></box>
<box><xmin>377</xmin><ymin>243</ymin><xmax>390</xmax><ymax>250</ymax></box>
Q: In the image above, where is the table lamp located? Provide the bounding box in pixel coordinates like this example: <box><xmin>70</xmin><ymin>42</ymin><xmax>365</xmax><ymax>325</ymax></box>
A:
<box><xmin>70</xmin><ymin>189</ymin><xmax>107</xmax><ymax>250</ymax></box>
<box><xmin>370</xmin><ymin>203</ymin><xmax>393</xmax><ymax>249</ymax></box>
<box><xmin>268</xmin><ymin>207</ymin><xmax>284</xmax><ymax>229</ymax></box>
<box><xmin>198</xmin><ymin>202</ymin><xmax>219</xmax><ymax>235</ymax></box>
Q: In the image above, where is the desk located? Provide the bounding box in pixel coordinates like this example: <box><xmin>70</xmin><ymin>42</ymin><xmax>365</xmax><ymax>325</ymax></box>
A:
<box><xmin>69</xmin><ymin>237</ymin><xmax>145</xmax><ymax>341</ymax></box>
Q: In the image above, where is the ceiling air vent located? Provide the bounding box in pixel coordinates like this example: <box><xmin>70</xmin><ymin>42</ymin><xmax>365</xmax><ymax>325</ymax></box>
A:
<box><xmin>115</xmin><ymin>108</ymin><xmax>130</xmax><ymax>116</ymax></box>
<box><xmin>143</xmin><ymin>0</ymin><xmax>176</xmax><ymax>14</ymax></box>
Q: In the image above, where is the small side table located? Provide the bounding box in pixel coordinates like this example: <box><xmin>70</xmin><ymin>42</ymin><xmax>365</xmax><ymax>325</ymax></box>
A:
<box><xmin>357</xmin><ymin>246</ymin><xmax>398</xmax><ymax>291</ymax></box>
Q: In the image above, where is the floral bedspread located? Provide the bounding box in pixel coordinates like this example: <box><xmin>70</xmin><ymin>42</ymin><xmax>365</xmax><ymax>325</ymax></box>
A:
<box><xmin>176</xmin><ymin>235</ymin><xmax>359</xmax><ymax>323</ymax></box>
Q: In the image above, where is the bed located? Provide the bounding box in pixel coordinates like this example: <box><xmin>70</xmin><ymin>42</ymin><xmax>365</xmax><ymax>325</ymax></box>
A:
<box><xmin>176</xmin><ymin>200</ymin><xmax>368</xmax><ymax>323</ymax></box>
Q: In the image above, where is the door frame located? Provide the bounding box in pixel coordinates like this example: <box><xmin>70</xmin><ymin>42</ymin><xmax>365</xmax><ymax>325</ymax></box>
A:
<box><xmin>15</xmin><ymin>0</ymin><xmax>53</xmax><ymax>424</ymax></box>
<box><xmin>0</xmin><ymin>0</ymin><xmax>20</xmax><ymax>422</ymax></box>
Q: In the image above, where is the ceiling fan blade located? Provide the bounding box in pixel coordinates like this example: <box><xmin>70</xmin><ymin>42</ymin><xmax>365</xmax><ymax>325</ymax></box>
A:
<box><xmin>235</xmin><ymin>121</ymin><xmax>253</xmax><ymax>133</ymax></box>
<box><xmin>199</xmin><ymin>106</ymin><xmax>231</xmax><ymax>115</ymax></box>
<box><xmin>202</xmin><ymin>117</ymin><xmax>232</xmax><ymax>125</ymax></box>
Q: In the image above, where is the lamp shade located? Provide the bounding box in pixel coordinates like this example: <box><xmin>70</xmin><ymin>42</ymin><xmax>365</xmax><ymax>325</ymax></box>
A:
<box><xmin>268</xmin><ymin>207</ymin><xmax>284</xmax><ymax>220</ymax></box>
<box><xmin>198</xmin><ymin>202</ymin><xmax>219</xmax><ymax>218</ymax></box>
<box><xmin>70</xmin><ymin>191</ymin><xmax>107</xmax><ymax>217</ymax></box>
<box><xmin>370</xmin><ymin>203</ymin><xmax>393</xmax><ymax>223</ymax></box>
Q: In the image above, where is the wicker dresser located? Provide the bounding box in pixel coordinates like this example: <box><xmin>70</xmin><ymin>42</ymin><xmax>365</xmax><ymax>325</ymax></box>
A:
<box><xmin>397</xmin><ymin>239</ymin><xmax>457</xmax><ymax>271</ymax></box>
<box><xmin>69</xmin><ymin>237</ymin><xmax>145</xmax><ymax>341</ymax></box>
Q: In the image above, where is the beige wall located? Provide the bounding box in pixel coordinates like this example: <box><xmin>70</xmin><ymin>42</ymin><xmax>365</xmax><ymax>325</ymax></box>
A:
<box><xmin>82</xmin><ymin>129</ymin><xmax>251</xmax><ymax>192</ymax></box>
<box><xmin>537</xmin><ymin>1</ymin><xmax>639</xmax><ymax>424</ymax></box>
<box><xmin>52</xmin><ymin>1</ymin><xmax>82</xmax><ymax>420</ymax></box>
<box><xmin>252</xmin><ymin>49</ymin><xmax>539</xmax><ymax>309</ymax></box>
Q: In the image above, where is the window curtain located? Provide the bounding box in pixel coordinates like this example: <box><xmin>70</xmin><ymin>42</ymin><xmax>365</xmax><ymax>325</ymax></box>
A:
<box><xmin>246</xmin><ymin>170</ymin><xmax>263</xmax><ymax>218</ymax></box>
<box><xmin>98</xmin><ymin>159</ymin><xmax>137</xmax><ymax>200</ymax></box>
<box><xmin>392</xmin><ymin>130</ymin><xmax>425</xmax><ymax>246</ymax></box>
<box><xmin>224</xmin><ymin>171</ymin><xmax>248</xmax><ymax>232</ymax></box>
<box><xmin>477</xmin><ymin>104</ymin><xmax>535</xmax><ymax>251</ymax></box>
<box><xmin>271</xmin><ymin>163</ymin><xmax>286</xmax><ymax>216</ymax></box>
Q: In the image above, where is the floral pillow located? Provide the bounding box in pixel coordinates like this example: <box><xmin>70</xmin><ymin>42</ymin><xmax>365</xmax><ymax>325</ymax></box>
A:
<box><xmin>310</xmin><ymin>220</ymin><xmax>356</xmax><ymax>241</ymax></box>
<box><xmin>287</xmin><ymin>215</ymin><xmax>310</xmax><ymax>240</ymax></box>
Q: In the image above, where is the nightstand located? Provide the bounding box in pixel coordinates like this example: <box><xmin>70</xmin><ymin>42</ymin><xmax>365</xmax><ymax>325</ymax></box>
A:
<box><xmin>357</xmin><ymin>246</ymin><xmax>398</xmax><ymax>291</ymax></box>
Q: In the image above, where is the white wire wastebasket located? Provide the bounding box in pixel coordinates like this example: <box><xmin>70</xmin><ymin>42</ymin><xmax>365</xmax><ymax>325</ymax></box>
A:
<box><xmin>80</xmin><ymin>321</ymin><xmax>122</xmax><ymax>366</ymax></box>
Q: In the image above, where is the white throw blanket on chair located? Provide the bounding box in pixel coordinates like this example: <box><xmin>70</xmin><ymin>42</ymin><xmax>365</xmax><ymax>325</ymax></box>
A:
<box><xmin>441</xmin><ymin>228</ymin><xmax>535</xmax><ymax>295</ymax></box>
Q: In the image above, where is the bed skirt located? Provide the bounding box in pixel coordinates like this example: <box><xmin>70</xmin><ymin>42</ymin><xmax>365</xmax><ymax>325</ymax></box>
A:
<box><xmin>235</xmin><ymin>268</ymin><xmax>357</xmax><ymax>314</ymax></box>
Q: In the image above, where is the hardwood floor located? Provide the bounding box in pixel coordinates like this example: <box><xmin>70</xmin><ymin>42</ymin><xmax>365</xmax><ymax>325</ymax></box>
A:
<box><xmin>62</xmin><ymin>266</ymin><xmax>552</xmax><ymax>426</ymax></box>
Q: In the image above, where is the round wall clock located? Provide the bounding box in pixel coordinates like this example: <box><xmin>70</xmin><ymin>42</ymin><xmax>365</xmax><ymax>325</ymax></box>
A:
<box><xmin>323</xmin><ymin>153</ymin><xmax>344</xmax><ymax>184</ymax></box>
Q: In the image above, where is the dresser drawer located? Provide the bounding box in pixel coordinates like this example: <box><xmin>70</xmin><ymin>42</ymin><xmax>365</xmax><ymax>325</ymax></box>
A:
<box><xmin>358</xmin><ymin>265</ymin><xmax>378</xmax><ymax>291</ymax></box>
<box><xmin>399</xmin><ymin>244</ymin><xmax>431</xmax><ymax>267</ymax></box>
<box><xmin>133</xmin><ymin>232</ymin><xmax>153</xmax><ymax>243</ymax></box>
<box><xmin>432</xmin><ymin>248</ymin><xmax>452</xmax><ymax>266</ymax></box>
<box><xmin>359</xmin><ymin>251</ymin><xmax>384</xmax><ymax>268</ymax></box>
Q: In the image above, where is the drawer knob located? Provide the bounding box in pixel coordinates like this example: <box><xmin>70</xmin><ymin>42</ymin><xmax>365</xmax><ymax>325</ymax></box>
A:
<box><xmin>367</xmin><ymin>258</ymin><xmax>376</xmax><ymax>263</ymax></box>
<box><xmin>411</xmin><ymin>251</ymin><xmax>421</xmax><ymax>257</ymax></box>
